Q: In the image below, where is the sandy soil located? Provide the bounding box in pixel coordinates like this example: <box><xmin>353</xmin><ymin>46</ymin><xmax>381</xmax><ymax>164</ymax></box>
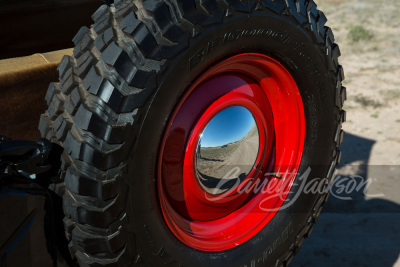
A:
<box><xmin>317</xmin><ymin>0</ymin><xmax>400</xmax><ymax>166</ymax></box>
<box><xmin>291</xmin><ymin>0</ymin><xmax>400</xmax><ymax>266</ymax></box>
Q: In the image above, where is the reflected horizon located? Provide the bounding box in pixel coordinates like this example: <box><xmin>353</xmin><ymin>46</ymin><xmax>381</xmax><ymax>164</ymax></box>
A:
<box><xmin>196</xmin><ymin>106</ymin><xmax>260</xmax><ymax>195</ymax></box>
<box><xmin>200</xmin><ymin>106</ymin><xmax>257</xmax><ymax>148</ymax></box>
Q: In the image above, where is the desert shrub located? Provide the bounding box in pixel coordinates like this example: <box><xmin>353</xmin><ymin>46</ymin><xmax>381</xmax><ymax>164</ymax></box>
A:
<box><xmin>348</xmin><ymin>25</ymin><xmax>373</xmax><ymax>42</ymax></box>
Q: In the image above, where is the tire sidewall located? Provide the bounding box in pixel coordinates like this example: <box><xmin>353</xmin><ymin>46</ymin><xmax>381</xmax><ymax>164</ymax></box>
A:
<box><xmin>127</xmin><ymin>13</ymin><xmax>336</xmax><ymax>267</ymax></box>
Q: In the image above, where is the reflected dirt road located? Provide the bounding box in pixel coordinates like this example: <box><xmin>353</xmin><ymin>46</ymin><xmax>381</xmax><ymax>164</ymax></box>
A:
<box><xmin>196</xmin><ymin>126</ymin><xmax>259</xmax><ymax>194</ymax></box>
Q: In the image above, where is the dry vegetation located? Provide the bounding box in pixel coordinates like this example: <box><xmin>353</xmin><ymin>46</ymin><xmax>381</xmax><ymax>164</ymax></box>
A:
<box><xmin>315</xmin><ymin>0</ymin><xmax>400</xmax><ymax>165</ymax></box>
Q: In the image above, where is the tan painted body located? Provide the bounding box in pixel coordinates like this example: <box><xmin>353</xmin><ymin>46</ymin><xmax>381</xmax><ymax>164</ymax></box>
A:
<box><xmin>0</xmin><ymin>49</ymin><xmax>72</xmax><ymax>140</ymax></box>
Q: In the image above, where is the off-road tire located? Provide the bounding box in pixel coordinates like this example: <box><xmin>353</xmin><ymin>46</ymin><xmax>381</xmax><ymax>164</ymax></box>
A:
<box><xmin>39</xmin><ymin>0</ymin><xmax>346</xmax><ymax>266</ymax></box>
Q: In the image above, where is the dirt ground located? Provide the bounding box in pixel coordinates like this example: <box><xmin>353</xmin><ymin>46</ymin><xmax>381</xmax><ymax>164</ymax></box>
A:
<box><xmin>291</xmin><ymin>0</ymin><xmax>400</xmax><ymax>266</ymax></box>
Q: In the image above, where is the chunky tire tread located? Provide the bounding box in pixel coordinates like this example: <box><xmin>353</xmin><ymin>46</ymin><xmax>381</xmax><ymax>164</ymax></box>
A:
<box><xmin>40</xmin><ymin>0</ymin><xmax>346</xmax><ymax>266</ymax></box>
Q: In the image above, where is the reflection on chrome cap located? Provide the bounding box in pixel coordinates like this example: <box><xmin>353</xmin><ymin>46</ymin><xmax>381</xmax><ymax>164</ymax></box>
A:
<box><xmin>195</xmin><ymin>106</ymin><xmax>260</xmax><ymax>195</ymax></box>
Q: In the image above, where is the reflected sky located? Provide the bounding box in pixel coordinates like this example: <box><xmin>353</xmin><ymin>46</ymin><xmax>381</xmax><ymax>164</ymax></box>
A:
<box><xmin>200</xmin><ymin>106</ymin><xmax>256</xmax><ymax>147</ymax></box>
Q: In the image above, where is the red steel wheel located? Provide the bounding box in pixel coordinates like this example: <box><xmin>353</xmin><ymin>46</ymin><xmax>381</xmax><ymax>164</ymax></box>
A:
<box><xmin>41</xmin><ymin>1</ymin><xmax>345</xmax><ymax>266</ymax></box>
<box><xmin>158</xmin><ymin>54</ymin><xmax>305</xmax><ymax>251</ymax></box>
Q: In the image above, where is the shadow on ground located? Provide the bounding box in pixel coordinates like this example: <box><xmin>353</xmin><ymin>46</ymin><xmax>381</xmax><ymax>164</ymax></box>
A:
<box><xmin>291</xmin><ymin>132</ymin><xmax>400</xmax><ymax>267</ymax></box>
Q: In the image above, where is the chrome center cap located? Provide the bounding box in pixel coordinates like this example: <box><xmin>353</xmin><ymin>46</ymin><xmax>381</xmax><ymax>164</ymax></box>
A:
<box><xmin>195</xmin><ymin>106</ymin><xmax>260</xmax><ymax>195</ymax></box>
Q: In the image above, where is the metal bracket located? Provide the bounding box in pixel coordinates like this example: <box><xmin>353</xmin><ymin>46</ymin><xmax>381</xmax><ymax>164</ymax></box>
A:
<box><xmin>0</xmin><ymin>136</ymin><xmax>62</xmax><ymax>182</ymax></box>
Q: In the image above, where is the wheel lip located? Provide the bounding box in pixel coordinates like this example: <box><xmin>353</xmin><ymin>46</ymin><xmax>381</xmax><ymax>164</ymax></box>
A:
<box><xmin>157</xmin><ymin>53</ymin><xmax>305</xmax><ymax>251</ymax></box>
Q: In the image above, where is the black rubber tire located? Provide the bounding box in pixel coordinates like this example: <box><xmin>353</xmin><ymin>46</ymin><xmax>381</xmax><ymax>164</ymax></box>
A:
<box><xmin>39</xmin><ymin>0</ymin><xmax>346</xmax><ymax>266</ymax></box>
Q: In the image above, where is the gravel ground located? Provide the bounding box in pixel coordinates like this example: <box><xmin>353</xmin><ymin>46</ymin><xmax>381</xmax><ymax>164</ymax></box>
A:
<box><xmin>291</xmin><ymin>0</ymin><xmax>400</xmax><ymax>266</ymax></box>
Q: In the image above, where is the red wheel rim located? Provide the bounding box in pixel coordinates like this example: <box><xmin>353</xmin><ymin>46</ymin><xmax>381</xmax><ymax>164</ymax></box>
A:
<box><xmin>158</xmin><ymin>53</ymin><xmax>305</xmax><ymax>251</ymax></box>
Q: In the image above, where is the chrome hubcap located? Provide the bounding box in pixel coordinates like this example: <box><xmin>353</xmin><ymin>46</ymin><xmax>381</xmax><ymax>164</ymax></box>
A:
<box><xmin>195</xmin><ymin>106</ymin><xmax>260</xmax><ymax>195</ymax></box>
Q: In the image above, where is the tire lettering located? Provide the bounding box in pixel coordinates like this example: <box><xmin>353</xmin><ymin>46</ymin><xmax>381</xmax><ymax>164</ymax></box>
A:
<box><xmin>157</xmin><ymin>246</ymin><xmax>169</xmax><ymax>258</ymax></box>
<box><xmin>189</xmin><ymin>28</ymin><xmax>294</xmax><ymax>70</ymax></box>
<box><xmin>190</xmin><ymin>48</ymin><xmax>205</xmax><ymax>71</ymax></box>
<box><xmin>207</xmin><ymin>36</ymin><xmax>222</xmax><ymax>54</ymax></box>
<box><xmin>135</xmin><ymin>254</ymin><xmax>144</xmax><ymax>264</ymax></box>
<box><xmin>245</xmin><ymin>222</ymin><xmax>294</xmax><ymax>266</ymax></box>
<box><xmin>144</xmin><ymin>225</ymin><xmax>184</xmax><ymax>266</ymax></box>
